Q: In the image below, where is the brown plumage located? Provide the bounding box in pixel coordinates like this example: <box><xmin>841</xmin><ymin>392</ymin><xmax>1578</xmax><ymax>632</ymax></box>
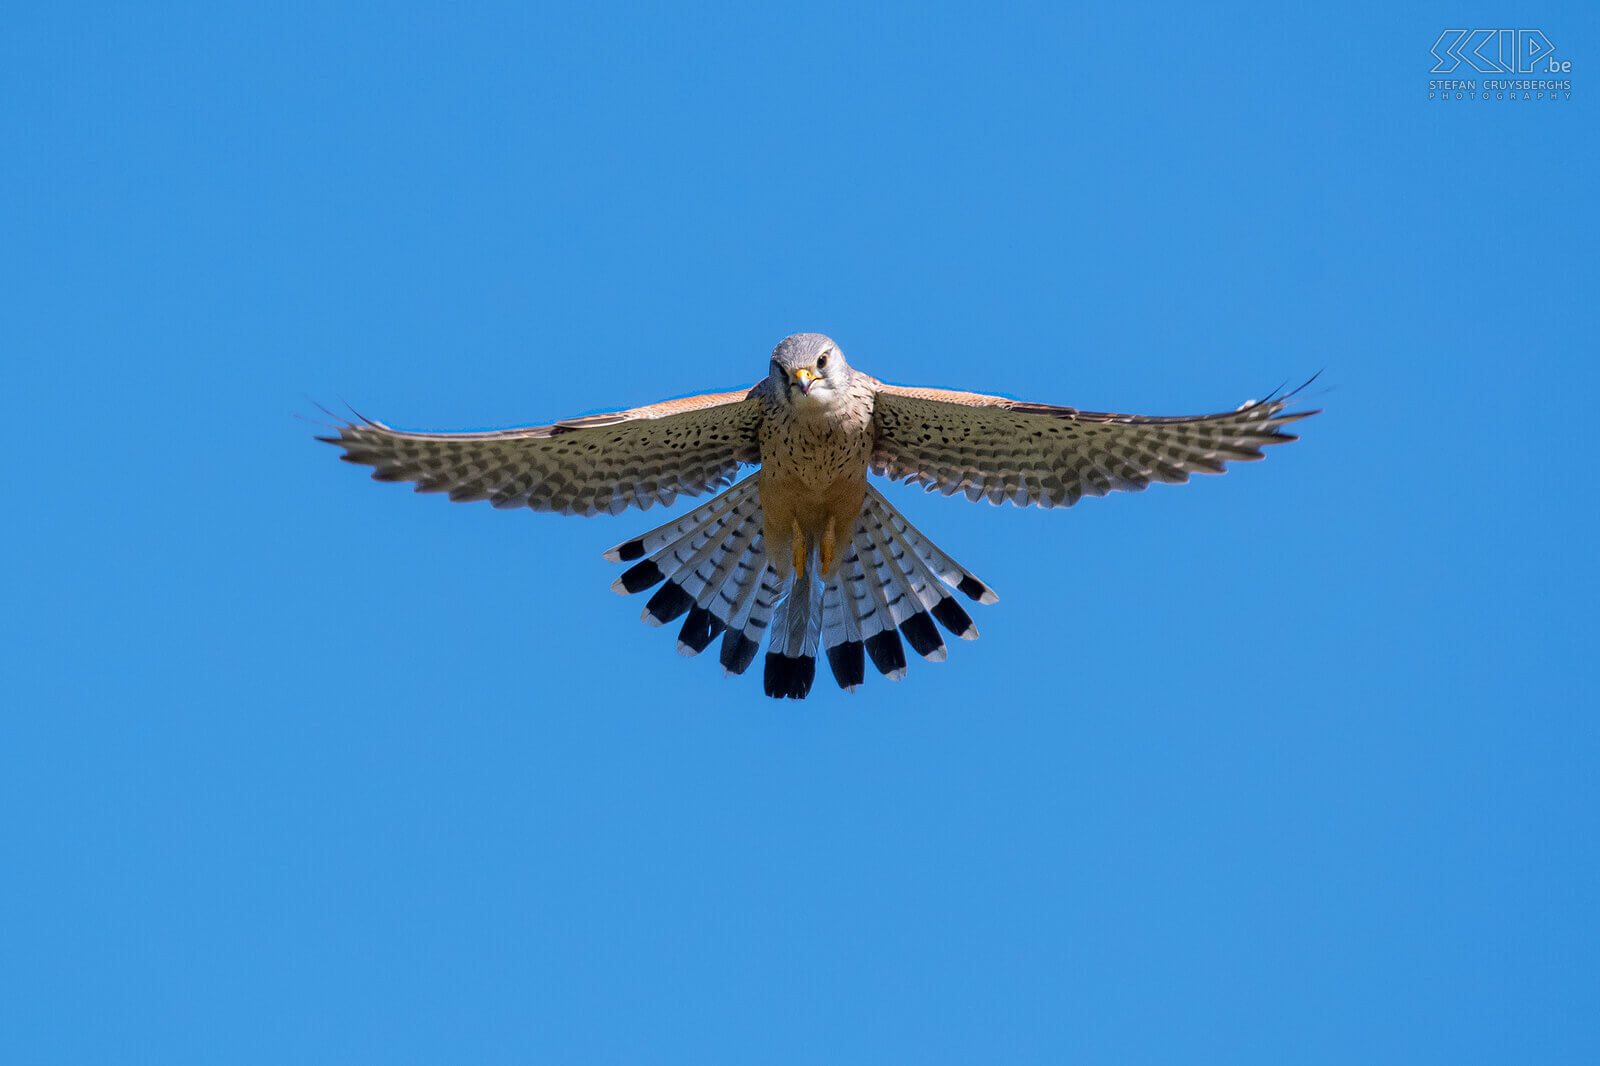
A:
<box><xmin>322</xmin><ymin>332</ymin><xmax>1317</xmax><ymax>699</ymax></box>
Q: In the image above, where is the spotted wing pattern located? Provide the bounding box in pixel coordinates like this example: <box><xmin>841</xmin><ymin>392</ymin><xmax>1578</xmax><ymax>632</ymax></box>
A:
<box><xmin>322</xmin><ymin>389</ymin><xmax>764</xmax><ymax>516</ymax></box>
<box><xmin>868</xmin><ymin>380</ymin><xmax>1317</xmax><ymax>508</ymax></box>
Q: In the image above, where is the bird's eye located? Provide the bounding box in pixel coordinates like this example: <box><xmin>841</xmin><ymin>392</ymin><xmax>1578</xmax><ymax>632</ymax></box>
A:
<box><xmin>817</xmin><ymin>353</ymin><xmax>829</xmax><ymax>369</ymax></box>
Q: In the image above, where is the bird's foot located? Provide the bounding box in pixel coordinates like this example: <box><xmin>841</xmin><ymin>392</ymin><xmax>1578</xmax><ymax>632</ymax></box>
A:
<box><xmin>790</xmin><ymin>517</ymin><xmax>806</xmax><ymax>579</ymax></box>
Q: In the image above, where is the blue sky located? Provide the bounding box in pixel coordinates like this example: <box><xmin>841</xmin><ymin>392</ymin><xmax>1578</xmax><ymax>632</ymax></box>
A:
<box><xmin>3</xmin><ymin>2</ymin><xmax>1596</xmax><ymax>1062</ymax></box>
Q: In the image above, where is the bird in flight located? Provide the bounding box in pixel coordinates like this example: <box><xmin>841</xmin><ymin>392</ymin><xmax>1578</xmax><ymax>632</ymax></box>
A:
<box><xmin>322</xmin><ymin>333</ymin><xmax>1316</xmax><ymax>699</ymax></box>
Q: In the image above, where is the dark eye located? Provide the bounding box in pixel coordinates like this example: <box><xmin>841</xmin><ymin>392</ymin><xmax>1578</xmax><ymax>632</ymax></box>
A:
<box><xmin>817</xmin><ymin>353</ymin><xmax>829</xmax><ymax>369</ymax></box>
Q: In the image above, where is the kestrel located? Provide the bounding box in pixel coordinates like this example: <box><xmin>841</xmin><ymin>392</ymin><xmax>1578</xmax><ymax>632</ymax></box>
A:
<box><xmin>322</xmin><ymin>333</ymin><xmax>1316</xmax><ymax>699</ymax></box>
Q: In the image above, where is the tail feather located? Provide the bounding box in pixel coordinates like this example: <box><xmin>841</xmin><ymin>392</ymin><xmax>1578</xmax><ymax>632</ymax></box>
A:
<box><xmin>716</xmin><ymin>532</ymin><xmax>771</xmax><ymax>676</ymax></box>
<box><xmin>837</xmin><ymin>525</ymin><xmax>888</xmax><ymax>649</ymax></box>
<box><xmin>816</xmin><ymin>488</ymin><xmax>996</xmax><ymax>687</ymax></box>
<box><xmin>608</xmin><ymin>485</ymin><xmax>752</xmax><ymax>600</ymax></box>
<box><xmin>672</xmin><ymin>510</ymin><xmax>759</xmax><ymax>656</ymax></box>
<box><xmin>712</xmin><ymin>530</ymin><xmax>766</xmax><ymax>628</ymax></box>
<box><xmin>865</xmin><ymin>484</ymin><xmax>998</xmax><ymax>604</ymax></box>
<box><xmin>634</xmin><ymin>491</ymin><xmax>760</xmax><ymax>628</ymax></box>
<box><xmin>691</xmin><ymin>514</ymin><xmax>762</xmax><ymax>612</ymax></box>
<box><xmin>820</xmin><ymin>569</ymin><xmax>864</xmax><ymax>691</ymax></box>
<box><xmin>604</xmin><ymin>479</ymin><xmax>757</xmax><ymax>565</ymax></box>
<box><xmin>732</xmin><ymin>564</ymin><xmax>785</xmax><ymax>677</ymax></box>
<box><xmin>860</xmin><ymin>512</ymin><xmax>946</xmax><ymax>662</ymax></box>
<box><xmin>768</xmin><ymin>576</ymin><xmax>800</xmax><ymax>658</ymax></box>
<box><xmin>606</xmin><ymin>477</ymin><xmax>997</xmax><ymax>698</ymax></box>
<box><xmin>849</xmin><ymin>521</ymin><xmax>910</xmax><ymax>680</ymax></box>
<box><xmin>764</xmin><ymin>562</ymin><xmax>823</xmax><ymax>699</ymax></box>
<box><xmin>873</xmin><ymin>505</ymin><xmax>978</xmax><ymax>642</ymax></box>
<box><xmin>674</xmin><ymin>508</ymin><xmax>763</xmax><ymax>657</ymax></box>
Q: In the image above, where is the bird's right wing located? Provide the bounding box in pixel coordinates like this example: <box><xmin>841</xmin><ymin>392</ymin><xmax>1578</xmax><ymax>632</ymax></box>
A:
<box><xmin>868</xmin><ymin>379</ymin><xmax>1317</xmax><ymax>507</ymax></box>
<box><xmin>321</xmin><ymin>388</ymin><xmax>765</xmax><ymax>516</ymax></box>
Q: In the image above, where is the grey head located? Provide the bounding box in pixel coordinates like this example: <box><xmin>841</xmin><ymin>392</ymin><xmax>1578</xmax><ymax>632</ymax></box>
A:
<box><xmin>767</xmin><ymin>332</ymin><xmax>852</xmax><ymax>406</ymax></box>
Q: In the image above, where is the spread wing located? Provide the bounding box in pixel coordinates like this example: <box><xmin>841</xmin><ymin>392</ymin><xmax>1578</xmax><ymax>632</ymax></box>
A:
<box><xmin>868</xmin><ymin>379</ymin><xmax>1317</xmax><ymax>508</ymax></box>
<box><xmin>321</xmin><ymin>388</ymin><xmax>765</xmax><ymax>516</ymax></box>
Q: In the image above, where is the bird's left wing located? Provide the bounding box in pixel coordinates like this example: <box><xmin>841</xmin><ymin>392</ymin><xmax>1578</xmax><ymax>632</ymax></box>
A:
<box><xmin>322</xmin><ymin>388</ymin><xmax>764</xmax><ymax>516</ymax></box>
<box><xmin>868</xmin><ymin>379</ymin><xmax>1317</xmax><ymax>507</ymax></box>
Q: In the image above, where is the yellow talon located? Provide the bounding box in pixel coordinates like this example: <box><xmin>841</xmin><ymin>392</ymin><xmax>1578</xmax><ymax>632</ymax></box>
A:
<box><xmin>821</xmin><ymin>519</ymin><xmax>837</xmax><ymax>577</ymax></box>
<box><xmin>791</xmin><ymin>518</ymin><xmax>806</xmax><ymax>578</ymax></box>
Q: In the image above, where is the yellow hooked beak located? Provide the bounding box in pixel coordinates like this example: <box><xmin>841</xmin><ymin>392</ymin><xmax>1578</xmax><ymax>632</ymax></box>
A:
<box><xmin>792</xmin><ymin>366</ymin><xmax>821</xmax><ymax>393</ymax></box>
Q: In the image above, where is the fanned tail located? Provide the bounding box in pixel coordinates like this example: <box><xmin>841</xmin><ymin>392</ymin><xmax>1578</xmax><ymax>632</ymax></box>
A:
<box><xmin>604</xmin><ymin>476</ymin><xmax>997</xmax><ymax>699</ymax></box>
<box><xmin>604</xmin><ymin>478</ymin><xmax>763</xmax><ymax>633</ymax></box>
<box><xmin>865</xmin><ymin>484</ymin><xmax>999</xmax><ymax>607</ymax></box>
<box><xmin>602</xmin><ymin>475</ymin><xmax>788</xmax><ymax>685</ymax></box>
<box><xmin>819</xmin><ymin>486</ymin><xmax>997</xmax><ymax>691</ymax></box>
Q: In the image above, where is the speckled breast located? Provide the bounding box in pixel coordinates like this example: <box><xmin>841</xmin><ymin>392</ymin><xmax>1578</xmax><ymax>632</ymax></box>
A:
<box><xmin>758</xmin><ymin>393</ymin><xmax>875</xmax><ymax>492</ymax></box>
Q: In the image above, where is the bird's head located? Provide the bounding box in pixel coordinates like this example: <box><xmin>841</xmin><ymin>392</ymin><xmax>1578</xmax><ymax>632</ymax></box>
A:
<box><xmin>768</xmin><ymin>333</ymin><xmax>850</xmax><ymax>407</ymax></box>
